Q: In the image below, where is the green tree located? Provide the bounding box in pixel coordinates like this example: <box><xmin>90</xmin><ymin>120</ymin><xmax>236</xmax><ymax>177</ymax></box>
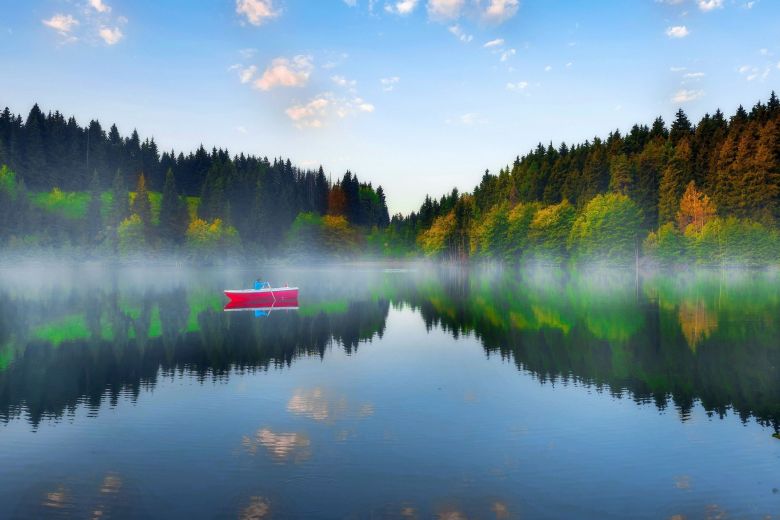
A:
<box><xmin>527</xmin><ymin>200</ymin><xmax>576</xmax><ymax>264</ymax></box>
<box><xmin>644</xmin><ymin>222</ymin><xmax>688</xmax><ymax>266</ymax></box>
<box><xmin>110</xmin><ymin>169</ymin><xmax>129</xmax><ymax>226</ymax></box>
<box><xmin>85</xmin><ymin>170</ymin><xmax>103</xmax><ymax>245</ymax></box>
<box><xmin>608</xmin><ymin>153</ymin><xmax>633</xmax><ymax>195</ymax></box>
<box><xmin>658</xmin><ymin>138</ymin><xmax>693</xmax><ymax>225</ymax></box>
<box><xmin>159</xmin><ymin>168</ymin><xmax>189</xmax><ymax>244</ymax></box>
<box><xmin>568</xmin><ymin>193</ymin><xmax>643</xmax><ymax>265</ymax></box>
<box><xmin>132</xmin><ymin>173</ymin><xmax>152</xmax><ymax>228</ymax></box>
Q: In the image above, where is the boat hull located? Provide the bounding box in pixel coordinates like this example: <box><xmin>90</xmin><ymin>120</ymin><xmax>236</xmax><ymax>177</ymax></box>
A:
<box><xmin>224</xmin><ymin>287</ymin><xmax>299</xmax><ymax>303</ymax></box>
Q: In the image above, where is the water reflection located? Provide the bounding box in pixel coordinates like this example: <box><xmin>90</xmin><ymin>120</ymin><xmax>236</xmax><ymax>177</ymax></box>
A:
<box><xmin>0</xmin><ymin>266</ymin><xmax>779</xmax><ymax>432</ymax></box>
<box><xmin>287</xmin><ymin>387</ymin><xmax>374</xmax><ymax>423</ymax></box>
<box><xmin>240</xmin><ymin>496</ymin><xmax>271</xmax><ymax>520</ymax></box>
<box><xmin>243</xmin><ymin>428</ymin><xmax>312</xmax><ymax>462</ymax></box>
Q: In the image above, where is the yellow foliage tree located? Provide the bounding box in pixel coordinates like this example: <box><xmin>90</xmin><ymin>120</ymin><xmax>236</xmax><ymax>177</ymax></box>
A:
<box><xmin>677</xmin><ymin>181</ymin><xmax>716</xmax><ymax>233</ymax></box>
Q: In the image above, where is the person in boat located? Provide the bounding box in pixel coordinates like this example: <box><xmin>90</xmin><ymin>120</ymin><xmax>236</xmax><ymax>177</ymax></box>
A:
<box><xmin>253</xmin><ymin>280</ymin><xmax>270</xmax><ymax>290</ymax></box>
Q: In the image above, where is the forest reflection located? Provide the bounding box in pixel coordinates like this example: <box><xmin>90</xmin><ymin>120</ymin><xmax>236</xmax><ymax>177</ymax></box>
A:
<box><xmin>0</xmin><ymin>266</ymin><xmax>778</xmax><ymax>431</ymax></box>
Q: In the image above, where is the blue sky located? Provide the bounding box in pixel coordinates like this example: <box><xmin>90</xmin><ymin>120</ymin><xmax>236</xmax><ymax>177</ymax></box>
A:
<box><xmin>1</xmin><ymin>0</ymin><xmax>779</xmax><ymax>213</ymax></box>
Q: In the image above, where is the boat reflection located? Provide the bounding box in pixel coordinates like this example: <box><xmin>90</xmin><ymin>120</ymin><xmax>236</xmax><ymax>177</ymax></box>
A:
<box><xmin>223</xmin><ymin>299</ymin><xmax>299</xmax><ymax>317</ymax></box>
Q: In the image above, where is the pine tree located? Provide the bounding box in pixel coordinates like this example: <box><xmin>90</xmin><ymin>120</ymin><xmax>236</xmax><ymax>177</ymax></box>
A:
<box><xmin>132</xmin><ymin>172</ymin><xmax>152</xmax><ymax>228</ymax></box>
<box><xmin>22</xmin><ymin>104</ymin><xmax>47</xmax><ymax>188</ymax></box>
<box><xmin>86</xmin><ymin>170</ymin><xmax>103</xmax><ymax>244</ymax></box>
<box><xmin>743</xmin><ymin>119</ymin><xmax>780</xmax><ymax>223</ymax></box>
<box><xmin>110</xmin><ymin>168</ymin><xmax>130</xmax><ymax>226</ymax></box>
<box><xmin>634</xmin><ymin>138</ymin><xmax>665</xmax><ymax>229</ymax></box>
<box><xmin>669</xmin><ymin>108</ymin><xmax>693</xmax><ymax>145</ymax></box>
<box><xmin>608</xmin><ymin>154</ymin><xmax>632</xmax><ymax>195</ymax></box>
<box><xmin>658</xmin><ymin>138</ymin><xmax>693</xmax><ymax>225</ymax></box>
<box><xmin>159</xmin><ymin>168</ymin><xmax>189</xmax><ymax>244</ymax></box>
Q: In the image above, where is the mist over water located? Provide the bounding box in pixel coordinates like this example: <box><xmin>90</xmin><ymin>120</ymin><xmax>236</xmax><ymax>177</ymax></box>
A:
<box><xmin>1</xmin><ymin>264</ymin><xmax>779</xmax><ymax>518</ymax></box>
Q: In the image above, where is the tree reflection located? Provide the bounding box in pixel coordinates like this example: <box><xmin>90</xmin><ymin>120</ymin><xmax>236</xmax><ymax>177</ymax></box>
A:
<box><xmin>0</xmin><ymin>267</ymin><xmax>779</xmax><ymax>432</ymax></box>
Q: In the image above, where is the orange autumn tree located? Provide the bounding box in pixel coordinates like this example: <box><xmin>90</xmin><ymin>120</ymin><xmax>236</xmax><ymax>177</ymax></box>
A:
<box><xmin>327</xmin><ymin>185</ymin><xmax>347</xmax><ymax>216</ymax></box>
<box><xmin>677</xmin><ymin>181</ymin><xmax>716</xmax><ymax>233</ymax></box>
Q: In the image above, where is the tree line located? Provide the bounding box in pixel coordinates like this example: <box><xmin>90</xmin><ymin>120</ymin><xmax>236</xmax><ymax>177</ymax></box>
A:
<box><xmin>0</xmin><ymin>103</ymin><xmax>389</xmax><ymax>257</ymax></box>
<box><xmin>2</xmin><ymin>93</ymin><xmax>780</xmax><ymax>265</ymax></box>
<box><xmin>386</xmin><ymin>92</ymin><xmax>780</xmax><ymax>266</ymax></box>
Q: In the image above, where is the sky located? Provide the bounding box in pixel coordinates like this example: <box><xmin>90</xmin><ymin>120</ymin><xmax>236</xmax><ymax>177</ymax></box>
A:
<box><xmin>1</xmin><ymin>0</ymin><xmax>779</xmax><ymax>214</ymax></box>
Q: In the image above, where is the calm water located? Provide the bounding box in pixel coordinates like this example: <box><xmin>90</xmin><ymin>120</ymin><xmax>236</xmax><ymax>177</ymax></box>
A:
<box><xmin>1</xmin><ymin>265</ymin><xmax>779</xmax><ymax>519</ymax></box>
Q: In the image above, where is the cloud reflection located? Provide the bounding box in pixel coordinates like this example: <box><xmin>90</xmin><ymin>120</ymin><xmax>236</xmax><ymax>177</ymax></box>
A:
<box><xmin>243</xmin><ymin>428</ymin><xmax>311</xmax><ymax>462</ymax></box>
<box><xmin>286</xmin><ymin>387</ymin><xmax>374</xmax><ymax>423</ymax></box>
<box><xmin>240</xmin><ymin>496</ymin><xmax>271</xmax><ymax>519</ymax></box>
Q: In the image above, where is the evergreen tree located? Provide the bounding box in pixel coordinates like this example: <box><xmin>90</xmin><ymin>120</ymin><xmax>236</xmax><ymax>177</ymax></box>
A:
<box><xmin>111</xmin><ymin>169</ymin><xmax>130</xmax><ymax>226</ymax></box>
<box><xmin>608</xmin><ymin>154</ymin><xmax>633</xmax><ymax>195</ymax></box>
<box><xmin>159</xmin><ymin>168</ymin><xmax>189</xmax><ymax>244</ymax></box>
<box><xmin>132</xmin><ymin>173</ymin><xmax>152</xmax><ymax>228</ymax></box>
<box><xmin>669</xmin><ymin>108</ymin><xmax>693</xmax><ymax>145</ymax></box>
<box><xmin>86</xmin><ymin>170</ymin><xmax>103</xmax><ymax>244</ymax></box>
<box><xmin>22</xmin><ymin>104</ymin><xmax>47</xmax><ymax>188</ymax></box>
<box><xmin>658</xmin><ymin>138</ymin><xmax>693</xmax><ymax>224</ymax></box>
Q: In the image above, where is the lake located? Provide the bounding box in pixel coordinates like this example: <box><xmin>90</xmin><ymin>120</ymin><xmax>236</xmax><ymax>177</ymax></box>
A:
<box><xmin>1</xmin><ymin>265</ymin><xmax>779</xmax><ymax>519</ymax></box>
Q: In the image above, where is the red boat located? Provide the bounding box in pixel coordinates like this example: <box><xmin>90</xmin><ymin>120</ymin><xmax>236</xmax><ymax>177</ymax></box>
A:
<box><xmin>224</xmin><ymin>281</ymin><xmax>299</xmax><ymax>304</ymax></box>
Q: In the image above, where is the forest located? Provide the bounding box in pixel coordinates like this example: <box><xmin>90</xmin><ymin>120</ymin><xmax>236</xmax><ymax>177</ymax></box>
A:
<box><xmin>2</xmin><ymin>93</ymin><xmax>780</xmax><ymax>266</ymax></box>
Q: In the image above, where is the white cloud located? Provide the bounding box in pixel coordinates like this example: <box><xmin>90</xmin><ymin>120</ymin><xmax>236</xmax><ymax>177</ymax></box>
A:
<box><xmin>286</xmin><ymin>93</ymin><xmax>374</xmax><ymax>128</ymax></box>
<box><xmin>331</xmin><ymin>75</ymin><xmax>357</xmax><ymax>89</ymax></box>
<box><xmin>738</xmin><ymin>64</ymin><xmax>751</xmax><ymax>74</ymax></box>
<box><xmin>448</xmin><ymin>24</ymin><xmax>473</xmax><ymax>43</ymax></box>
<box><xmin>254</xmin><ymin>55</ymin><xmax>313</xmax><ymax>90</ymax></box>
<box><xmin>286</xmin><ymin>96</ymin><xmax>330</xmax><ymax>128</ymax></box>
<box><xmin>239</xmin><ymin>65</ymin><xmax>257</xmax><ymax>83</ymax></box>
<box><xmin>482</xmin><ymin>0</ymin><xmax>519</xmax><ymax>23</ymax></box>
<box><xmin>239</xmin><ymin>48</ymin><xmax>257</xmax><ymax>59</ymax></box>
<box><xmin>656</xmin><ymin>0</ymin><xmax>685</xmax><ymax>4</ymax></box>
<box><xmin>42</xmin><ymin>14</ymin><xmax>79</xmax><ymax>36</ymax></box>
<box><xmin>697</xmin><ymin>0</ymin><xmax>723</xmax><ymax>11</ymax></box>
<box><xmin>565</xmin><ymin>61</ymin><xmax>573</xmax><ymax>68</ymax></box>
<box><xmin>683</xmin><ymin>71</ymin><xmax>705</xmax><ymax>79</ymax></box>
<box><xmin>744</xmin><ymin>1</ymin><xmax>755</xmax><ymax>8</ymax></box>
<box><xmin>670</xmin><ymin>66</ymin><xmax>687</xmax><ymax>72</ymax></box>
<box><xmin>500</xmin><ymin>48</ymin><xmax>516</xmax><ymax>61</ymax></box>
<box><xmin>380</xmin><ymin>76</ymin><xmax>400</xmax><ymax>91</ymax></box>
<box><xmin>385</xmin><ymin>0</ymin><xmax>419</xmax><ymax>15</ymax></box>
<box><xmin>427</xmin><ymin>0</ymin><xmax>464</xmax><ymax>20</ymax></box>
<box><xmin>666</xmin><ymin>25</ymin><xmax>689</xmax><ymax>38</ymax></box>
<box><xmin>343</xmin><ymin>0</ymin><xmax>358</xmax><ymax>5</ymax></box>
<box><xmin>506</xmin><ymin>81</ymin><xmax>528</xmax><ymax>91</ymax></box>
<box><xmin>544</xmin><ymin>64</ymin><xmax>552</xmax><ymax>71</ymax></box>
<box><xmin>483</xmin><ymin>38</ymin><xmax>504</xmax><ymax>48</ymax></box>
<box><xmin>447</xmin><ymin>112</ymin><xmax>487</xmax><ymax>126</ymax></box>
<box><xmin>89</xmin><ymin>0</ymin><xmax>111</xmax><ymax>13</ymax></box>
<box><xmin>236</xmin><ymin>0</ymin><xmax>279</xmax><ymax>26</ymax></box>
<box><xmin>671</xmin><ymin>89</ymin><xmax>704</xmax><ymax>103</ymax></box>
<box><xmin>98</xmin><ymin>26</ymin><xmax>123</xmax><ymax>45</ymax></box>
<box><xmin>777</xmin><ymin>61</ymin><xmax>780</xmax><ymax>69</ymax></box>
<box><xmin>236</xmin><ymin>125</ymin><xmax>248</xmax><ymax>134</ymax></box>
